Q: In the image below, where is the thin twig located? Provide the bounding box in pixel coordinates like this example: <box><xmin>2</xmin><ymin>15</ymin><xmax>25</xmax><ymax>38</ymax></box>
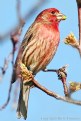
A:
<box><xmin>64</xmin><ymin>1</ymin><xmax>81</xmax><ymax>56</ymax></box>
<box><xmin>32</xmin><ymin>79</ymin><xmax>81</xmax><ymax>105</ymax></box>
<box><xmin>0</xmin><ymin>53</ymin><xmax>12</xmax><ymax>81</ymax></box>
<box><xmin>0</xmin><ymin>50</ymin><xmax>15</xmax><ymax>110</ymax></box>
<box><xmin>78</xmin><ymin>7</ymin><xmax>81</xmax><ymax>46</ymax></box>
<box><xmin>43</xmin><ymin>65</ymin><xmax>69</xmax><ymax>96</ymax></box>
<box><xmin>0</xmin><ymin>0</ymin><xmax>22</xmax><ymax>110</ymax></box>
<box><xmin>0</xmin><ymin>0</ymin><xmax>47</xmax><ymax>41</ymax></box>
<box><xmin>0</xmin><ymin>81</ymin><xmax>12</xmax><ymax>110</ymax></box>
<box><xmin>0</xmin><ymin>0</ymin><xmax>46</xmax><ymax>110</ymax></box>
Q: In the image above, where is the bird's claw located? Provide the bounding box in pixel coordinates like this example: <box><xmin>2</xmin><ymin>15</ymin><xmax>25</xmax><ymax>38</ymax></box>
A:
<box><xmin>18</xmin><ymin>61</ymin><xmax>34</xmax><ymax>85</ymax></box>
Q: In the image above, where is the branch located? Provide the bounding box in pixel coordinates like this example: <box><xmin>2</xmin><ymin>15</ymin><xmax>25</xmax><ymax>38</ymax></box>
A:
<box><xmin>0</xmin><ymin>0</ymin><xmax>47</xmax><ymax>41</ymax></box>
<box><xmin>19</xmin><ymin>62</ymin><xmax>81</xmax><ymax>106</ymax></box>
<box><xmin>0</xmin><ymin>52</ymin><xmax>14</xmax><ymax>110</ymax></box>
<box><xmin>0</xmin><ymin>0</ymin><xmax>23</xmax><ymax>110</ymax></box>
<box><xmin>32</xmin><ymin>79</ymin><xmax>81</xmax><ymax>105</ymax></box>
<box><xmin>77</xmin><ymin>1</ymin><xmax>81</xmax><ymax>48</ymax></box>
<box><xmin>0</xmin><ymin>0</ymin><xmax>47</xmax><ymax>110</ymax></box>
<box><xmin>0</xmin><ymin>81</ymin><xmax>12</xmax><ymax>110</ymax></box>
<box><xmin>0</xmin><ymin>0</ymin><xmax>22</xmax><ymax>81</ymax></box>
<box><xmin>0</xmin><ymin>53</ymin><xmax>13</xmax><ymax>81</ymax></box>
<box><xmin>64</xmin><ymin>1</ymin><xmax>81</xmax><ymax>56</ymax></box>
<box><xmin>43</xmin><ymin>65</ymin><xmax>69</xmax><ymax>96</ymax></box>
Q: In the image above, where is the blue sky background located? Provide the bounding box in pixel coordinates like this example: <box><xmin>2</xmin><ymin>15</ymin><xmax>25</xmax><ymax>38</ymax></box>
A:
<box><xmin>0</xmin><ymin>0</ymin><xmax>81</xmax><ymax>121</ymax></box>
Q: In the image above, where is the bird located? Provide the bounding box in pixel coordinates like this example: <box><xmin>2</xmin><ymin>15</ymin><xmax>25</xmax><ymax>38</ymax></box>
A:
<box><xmin>12</xmin><ymin>8</ymin><xmax>67</xmax><ymax>120</ymax></box>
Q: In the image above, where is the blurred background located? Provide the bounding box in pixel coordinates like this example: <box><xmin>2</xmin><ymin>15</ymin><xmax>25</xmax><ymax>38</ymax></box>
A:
<box><xmin>0</xmin><ymin>0</ymin><xmax>81</xmax><ymax>121</ymax></box>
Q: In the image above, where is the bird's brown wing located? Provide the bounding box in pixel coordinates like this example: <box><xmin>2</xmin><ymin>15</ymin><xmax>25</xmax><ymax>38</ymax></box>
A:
<box><xmin>21</xmin><ymin>22</ymin><xmax>39</xmax><ymax>50</ymax></box>
<box><xmin>11</xmin><ymin>22</ymin><xmax>39</xmax><ymax>83</ymax></box>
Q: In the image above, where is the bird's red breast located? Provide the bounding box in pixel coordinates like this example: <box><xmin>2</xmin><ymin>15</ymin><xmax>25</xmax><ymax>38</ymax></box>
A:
<box><xmin>20</xmin><ymin>22</ymin><xmax>60</xmax><ymax>74</ymax></box>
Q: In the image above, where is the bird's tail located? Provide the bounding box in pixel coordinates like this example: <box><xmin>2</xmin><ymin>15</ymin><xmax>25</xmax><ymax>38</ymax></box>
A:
<box><xmin>17</xmin><ymin>82</ymin><xmax>30</xmax><ymax>120</ymax></box>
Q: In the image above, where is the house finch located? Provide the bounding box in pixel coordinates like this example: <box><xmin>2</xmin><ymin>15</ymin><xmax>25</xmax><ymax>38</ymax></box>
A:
<box><xmin>12</xmin><ymin>8</ymin><xmax>66</xmax><ymax>119</ymax></box>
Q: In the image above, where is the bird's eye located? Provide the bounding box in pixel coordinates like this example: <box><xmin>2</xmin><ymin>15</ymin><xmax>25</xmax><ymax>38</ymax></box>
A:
<box><xmin>51</xmin><ymin>11</ymin><xmax>55</xmax><ymax>14</ymax></box>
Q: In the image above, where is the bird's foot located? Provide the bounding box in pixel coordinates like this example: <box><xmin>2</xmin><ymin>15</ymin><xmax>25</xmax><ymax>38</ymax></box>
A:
<box><xmin>18</xmin><ymin>61</ymin><xmax>34</xmax><ymax>85</ymax></box>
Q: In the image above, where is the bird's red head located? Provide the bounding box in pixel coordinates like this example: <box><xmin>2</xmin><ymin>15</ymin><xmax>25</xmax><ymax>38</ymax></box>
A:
<box><xmin>36</xmin><ymin>8</ymin><xmax>67</xmax><ymax>24</ymax></box>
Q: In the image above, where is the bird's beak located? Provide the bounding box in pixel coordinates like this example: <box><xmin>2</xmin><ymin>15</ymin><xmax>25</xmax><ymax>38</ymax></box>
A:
<box><xmin>57</xmin><ymin>13</ymin><xmax>67</xmax><ymax>21</ymax></box>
